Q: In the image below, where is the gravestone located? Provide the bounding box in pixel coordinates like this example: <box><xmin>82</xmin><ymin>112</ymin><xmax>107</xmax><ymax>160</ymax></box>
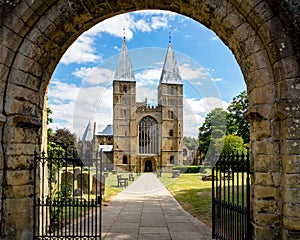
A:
<box><xmin>76</xmin><ymin>173</ymin><xmax>90</xmax><ymax>194</ymax></box>
<box><xmin>92</xmin><ymin>174</ymin><xmax>105</xmax><ymax>195</ymax></box>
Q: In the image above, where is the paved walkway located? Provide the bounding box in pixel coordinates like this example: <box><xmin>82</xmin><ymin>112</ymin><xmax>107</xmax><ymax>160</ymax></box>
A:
<box><xmin>101</xmin><ymin>173</ymin><xmax>211</xmax><ymax>239</ymax></box>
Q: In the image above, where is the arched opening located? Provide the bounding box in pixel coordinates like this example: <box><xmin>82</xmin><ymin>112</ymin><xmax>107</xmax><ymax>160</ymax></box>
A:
<box><xmin>0</xmin><ymin>1</ymin><xmax>298</xmax><ymax>239</ymax></box>
<box><xmin>144</xmin><ymin>159</ymin><xmax>153</xmax><ymax>172</ymax></box>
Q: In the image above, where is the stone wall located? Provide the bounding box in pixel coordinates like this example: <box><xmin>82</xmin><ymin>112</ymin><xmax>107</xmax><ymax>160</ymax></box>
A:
<box><xmin>0</xmin><ymin>0</ymin><xmax>299</xmax><ymax>239</ymax></box>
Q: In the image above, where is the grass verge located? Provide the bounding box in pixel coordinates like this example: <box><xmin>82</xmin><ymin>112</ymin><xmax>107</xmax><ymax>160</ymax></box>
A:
<box><xmin>159</xmin><ymin>173</ymin><xmax>213</xmax><ymax>228</ymax></box>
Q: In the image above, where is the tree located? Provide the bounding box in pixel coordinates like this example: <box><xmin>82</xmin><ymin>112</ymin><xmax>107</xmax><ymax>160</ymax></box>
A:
<box><xmin>227</xmin><ymin>90</ymin><xmax>250</xmax><ymax>144</ymax></box>
<box><xmin>215</xmin><ymin>134</ymin><xmax>246</xmax><ymax>155</ymax></box>
<box><xmin>49</xmin><ymin>128</ymin><xmax>78</xmax><ymax>152</ymax></box>
<box><xmin>197</xmin><ymin>91</ymin><xmax>250</xmax><ymax>160</ymax></box>
<box><xmin>198</xmin><ymin>108</ymin><xmax>227</xmax><ymax>157</ymax></box>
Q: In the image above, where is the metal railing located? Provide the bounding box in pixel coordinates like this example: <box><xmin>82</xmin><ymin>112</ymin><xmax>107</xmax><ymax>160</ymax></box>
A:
<box><xmin>212</xmin><ymin>152</ymin><xmax>251</xmax><ymax>239</ymax></box>
<box><xmin>33</xmin><ymin>150</ymin><xmax>103</xmax><ymax>239</ymax></box>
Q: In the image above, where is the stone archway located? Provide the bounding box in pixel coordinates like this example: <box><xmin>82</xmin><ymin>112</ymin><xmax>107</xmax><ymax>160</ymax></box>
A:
<box><xmin>0</xmin><ymin>1</ymin><xmax>299</xmax><ymax>239</ymax></box>
<box><xmin>144</xmin><ymin>159</ymin><xmax>153</xmax><ymax>172</ymax></box>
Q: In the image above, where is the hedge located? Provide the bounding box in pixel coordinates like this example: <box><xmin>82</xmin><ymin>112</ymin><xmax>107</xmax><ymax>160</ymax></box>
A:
<box><xmin>172</xmin><ymin>165</ymin><xmax>211</xmax><ymax>174</ymax></box>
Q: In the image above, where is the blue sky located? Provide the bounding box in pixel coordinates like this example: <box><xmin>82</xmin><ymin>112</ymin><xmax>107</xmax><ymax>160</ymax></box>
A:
<box><xmin>48</xmin><ymin>10</ymin><xmax>246</xmax><ymax>138</ymax></box>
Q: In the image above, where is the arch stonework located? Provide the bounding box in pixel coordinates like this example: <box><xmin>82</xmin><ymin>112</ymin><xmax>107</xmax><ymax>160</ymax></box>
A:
<box><xmin>0</xmin><ymin>1</ymin><xmax>299</xmax><ymax>239</ymax></box>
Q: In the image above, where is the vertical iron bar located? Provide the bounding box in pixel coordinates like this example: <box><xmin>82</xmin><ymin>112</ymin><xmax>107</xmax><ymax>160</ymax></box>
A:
<box><xmin>33</xmin><ymin>151</ymin><xmax>37</xmax><ymax>238</ymax></box>
<box><xmin>246</xmin><ymin>151</ymin><xmax>251</xmax><ymax>239</ymax></box>
<box><xmin>212</xmin><ymin>157</ymin><xmax>215</xmax><ymax>239</ymax></box>
<box><xmin>100</xmin><ymin>148</ymin><xmax>103</xmax><ymax>238</ymax></box>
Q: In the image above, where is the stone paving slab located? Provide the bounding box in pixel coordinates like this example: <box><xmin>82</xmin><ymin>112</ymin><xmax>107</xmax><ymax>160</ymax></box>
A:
<box><xmin>101</xmin><ymin>173</ymin><xmax>211</xmax><ymax>239</ymax></box>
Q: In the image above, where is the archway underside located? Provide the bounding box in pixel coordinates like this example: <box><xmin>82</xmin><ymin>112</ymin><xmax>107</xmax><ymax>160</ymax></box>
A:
<box><xmin>0</xmin><ymin>0</ymin><xmax>299</xmax><ymax>239</ymax></box>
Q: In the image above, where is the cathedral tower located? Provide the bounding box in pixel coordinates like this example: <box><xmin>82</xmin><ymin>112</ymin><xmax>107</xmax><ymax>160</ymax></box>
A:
<box><xmin>158</xmin><ymin>41</ymin><xmax>184</xmax><ymax>167</ymax></box>
<box><xmin>113</xmin><ymin>37</ymin><xmax>136</xmax><ymax>170</ymax></box>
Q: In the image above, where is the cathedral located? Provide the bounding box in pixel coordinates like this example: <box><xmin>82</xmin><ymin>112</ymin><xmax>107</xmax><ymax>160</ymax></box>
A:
<box><xmin>92</xmin><ymin>37</ymin><xmax>183</xmax><ymax>172</ymax></box>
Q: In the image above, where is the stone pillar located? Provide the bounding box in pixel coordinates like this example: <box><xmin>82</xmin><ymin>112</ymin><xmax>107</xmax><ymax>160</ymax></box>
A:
<box><xmin>275</xmin><ymin>100</ymin><xmax>300</xmax><ymax>240</ymax></box>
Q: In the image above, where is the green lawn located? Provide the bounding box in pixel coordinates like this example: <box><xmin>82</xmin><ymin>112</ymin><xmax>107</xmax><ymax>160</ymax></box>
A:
<box><xmin>159</xmin><ymin>173</ymin><xmax>213</xmax><ymax>228</ymax></box>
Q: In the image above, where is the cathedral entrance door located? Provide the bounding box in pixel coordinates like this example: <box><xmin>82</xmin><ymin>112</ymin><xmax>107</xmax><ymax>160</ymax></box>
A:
<box><xmin>144</xmin><ymin>160</ymin><xmax>153</xmax><ymax>172</ymax></box>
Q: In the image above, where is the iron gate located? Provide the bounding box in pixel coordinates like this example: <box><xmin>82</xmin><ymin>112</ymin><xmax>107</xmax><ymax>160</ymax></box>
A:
<box><xmin>33</xmin><ymin>150</ymin><xmax>104</xmax><ymax>239</ymax></box>
<box><xmin>212</xmin><ymin>152</ymin><xmax>251</xmax><ymax>239</ymax></box>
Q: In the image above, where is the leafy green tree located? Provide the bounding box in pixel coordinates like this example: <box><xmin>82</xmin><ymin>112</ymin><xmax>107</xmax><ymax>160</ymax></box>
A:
<box><xmin>227</xmin><ymin>90</ymin><xmax>249</xmax><ymax>144</ymax></box>
<box><xmin>49</xmin><ymin>128</ymin><xmax>78</xmax><ymax>154</ymax></box>
<box><xmin>215</xmin><ymin>134</ymin><xmax>246</xmax><ymax>155</ymax></box>
<box><xmin>198</xmin><ymin>108</ymin><xmax>227</xmax><ymax>157</ymax></box>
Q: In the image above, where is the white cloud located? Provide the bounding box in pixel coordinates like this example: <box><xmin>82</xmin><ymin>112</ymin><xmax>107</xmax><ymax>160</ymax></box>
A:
<box><xmin>60</xmin><ymin>35</ymin><xmax>102</xmax><ymax>64</ymax></box>
<box><xmin>59</xmin><ymin>10</ymin><xmax>175</xmax><ymax>65</ymax></box>
<box><xmin>182</xmin><ymin>97</ymin><xmax>230</xmax><ymax>138</ymax></box>
<box><xmin>72</xmin><ymin>67</ymin><xmax>115</xmax><ymax>85</ymax></box>
<box><xmin>179</xmin><ymin>63</ymin><xmax>209</xmax><ymax>81</ymax></box>
<box><xmin>47</xmin><ymin>80</ymin><xmax>80</xmax><ymax>101</ymax></box>
<box><xmin>212</xmin><ymin>77</ymin><xmax>223</xmax><ymax>82</ymax></box>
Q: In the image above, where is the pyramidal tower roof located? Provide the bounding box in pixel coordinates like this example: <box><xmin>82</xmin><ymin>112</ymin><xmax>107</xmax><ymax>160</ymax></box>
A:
<box><xmin>82</xmin><ymin>121</ymin><xmax>92</xmax><ymax>141</ymax></box>
<box><xmin>114</xmin><ymin>37</ymin><xmax>135</xmax><ymax>81</ymax></box>
<box><xmin>159</xmin><ymin>42</ymin><xmax>182</xmax><ymax>84</ymax></box>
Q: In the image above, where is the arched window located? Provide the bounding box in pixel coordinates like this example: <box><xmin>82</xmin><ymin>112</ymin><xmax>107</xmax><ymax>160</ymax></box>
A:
<box><xmin>123</xmin><ymin>85</ymin><xmax>127</xmax><ymax>93</ymax></box>
<box><xmin>122</xmin><ymin>156</ymin><xmax>128</xmax><ymax>164</ymax></box>
<box><xmin>139</xmin><ymin>116</ymin><xmax>159</xmax><ymax>154</ymax></box>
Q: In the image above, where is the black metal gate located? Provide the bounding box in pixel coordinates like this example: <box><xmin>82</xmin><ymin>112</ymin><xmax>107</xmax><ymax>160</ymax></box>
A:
<box><xmin>33</xmin><ymin>150</ymin><xmax>104</xmax><ymax>239</ymax></box>
<box><xmin>212</xmin><ymin>152</ymin><xmax>251</xmax><ymax>239</ymax></box>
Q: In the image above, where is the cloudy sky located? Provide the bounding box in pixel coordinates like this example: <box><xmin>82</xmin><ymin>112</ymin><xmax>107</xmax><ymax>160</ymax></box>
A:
<box><xmin>48</xmin><ymin>10</ymin><xmax>246</xmax><ymax>139</ymax></box>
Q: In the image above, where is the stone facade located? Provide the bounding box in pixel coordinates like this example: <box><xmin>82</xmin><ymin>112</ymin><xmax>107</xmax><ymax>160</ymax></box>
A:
<box><xmin>0</xmin><ymin>0</ymin><xmax>299</xmax><ymax>239</ymax></box>
<box><xmin>112</xmin><ymin>38</ymin><xmax>183</xmax><ymax>173</ymax></box>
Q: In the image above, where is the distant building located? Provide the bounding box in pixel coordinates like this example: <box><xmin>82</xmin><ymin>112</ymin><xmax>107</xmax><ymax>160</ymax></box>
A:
<box><xmin>92</xmin><ymin>37</ymin><xmax>183</xmax><ymax>172</ymax></box>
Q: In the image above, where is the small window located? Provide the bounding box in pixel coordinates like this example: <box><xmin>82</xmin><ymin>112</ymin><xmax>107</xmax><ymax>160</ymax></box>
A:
<box><xmin>123</xmin><ymin>98</ymin><xmax>127</xmax><ymax>105</ymax></box>
<box><xmin>169</xmin><ymin>129</ymin><xmax>174</xmax><ymax>137</ymax></box>
<box><xmin>125</xmin><ymin>131</ymin><xmax>127</xmax><ymax>136</ymax></box>
<box><xmin>123</xmin><ymin>85</ymin><xmax>127</xmax><ymax>93</ymax></box>
<box><xmin>170</xmin><ymin>156</ymin><xmax>174</xmax><ymax>164</ymax></box>
<box><xmin>124</xmin><ymin>109</ymin><xmax>126</xmax><ymax>117</ymax></box>
<box><xmin>170</xmin><ymin>87</ymin><xmax>175</xmax><ymax>95</ymax></box>
<box><xmin>122</xmin><ymin>156</ymin><xmax>128</xmax><ymax>164</ymax></box>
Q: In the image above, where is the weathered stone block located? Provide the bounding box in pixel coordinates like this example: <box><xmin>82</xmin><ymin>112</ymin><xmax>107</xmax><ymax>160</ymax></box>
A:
<box><xmin>0</xmin><ymin>25</ymin><xmax>22</xmax><ymax>50</ymax></box>
<box><xmin>9</xmin><ymin>68</ymin><xmax>41</xmax><ymax>91</ymax></box>
<box><xmin>282</xmin><ymin>174</ymin><xmax>300</xmax><ymax>188</ymax></box>
<box><xmin>282</xmin><ymin>140</ymin><xmax>300</xmax><ymax>155</ymax></box>
<box><xmin>253</xmin><ymin>224</ymin><xmax>279</xmax><ymax>240</ymax></box>
<box><xmin>284</xmin><ymin>203</ymin><xmax>300</xmax><ymax>218</ymax></box>
<box><xmin>282</xmin><ymin>155</ymin><xmax>300</xmax><ymax>173</ymax></box>
<box><xmin>6</xmin><ymin>170</ymin><xmax>32</xmax><ymax>186</ymax></box>
<box><xmin>283</xmin><ymin>216</ymin><xmax>300</xmax><ymax>230</ymax></box>
<box><xmin>282</xmin><ymin>229</ymin><xmax>300</xmax><ymax>240</ymax></box>
<box><xmin>284</xmin><ymin>117</ymin><xmax>300</xmax><ymax>140</ymax></box>
<box><xmin>254</xmin><ymin>212</ymin><xmax>280</xmax><ymax>227</ymax></box>
<box><xmin>254</xmin><ymin>185</ymin><xmax>280</xmax><ymax>200</ymax></box>
<box><xmin>282</xmin><ymin>188</ymin><xmax>300</xmax><ymax>203</ymax></box>
<box><xmin>248</xmin><ymin>84</ymin><xmax>275</xmax><ymax>105</ymax></box>
<box><xmin>0</xmin><ymin>46</ymin><xmax>15</xmax><ymax>67</ymax></box>
<box><xmin>6</xmin><ymin>143</ymin><xmax>37</xmax><ymax>156</ymax></box>
<box><xmin>252</xmin><ymin>154</ymin><xmax>281</xmax><ymax>172</ymax></box>
<box><xmin>273</xmin><ymin>57</ymin><xmax>299</xmax><ymax>79</ymax></box>
<box><xmin>278</xmin><ymin>78</ymin><xmax>300</xmax><ymax>100</ymax></box>
<box><xmin>254</xmin><ymin>173</ymin><xmax>281</xmax><ymax>187</ymax></box>
<box><xmin>255</xmin><ymin>199</ymin><xmax>279</xmax><ymax>214</ymax></box>
<box><xmin>252</xmin><ymin>140</ymin><xmax>279</xmax><ymax>155</ymax></box>
<box><xmin>275</xmin><ymin>101</ymin><xmax>300</xmax><ymax>120</ymax></box>
<box><xmin>6</xmin><ymin>197</ymin><xmax>33</xmax><ymax>211</ymax></box>
<box><xmin>6</xmin><ymin>185</ymin><xmax>33</xmax><ymax>198</ymax></box>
